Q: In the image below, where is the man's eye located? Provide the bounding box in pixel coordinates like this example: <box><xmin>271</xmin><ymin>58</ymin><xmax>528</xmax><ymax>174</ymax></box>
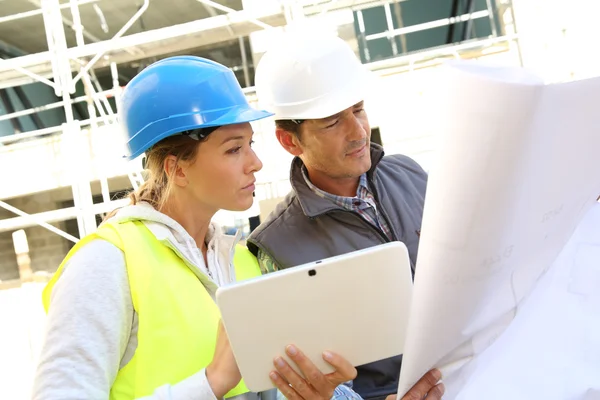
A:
<box><xmin>326</xmin><ymin>120</ymin><xmax>339</xmax><ymax>129</ymax></box>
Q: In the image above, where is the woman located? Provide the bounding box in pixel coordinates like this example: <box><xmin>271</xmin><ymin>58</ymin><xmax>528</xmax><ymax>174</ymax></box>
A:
<box><xmin>32</xmin><ymin>56</ymin><xmax>357</xmax><ymax>400</ymax></box>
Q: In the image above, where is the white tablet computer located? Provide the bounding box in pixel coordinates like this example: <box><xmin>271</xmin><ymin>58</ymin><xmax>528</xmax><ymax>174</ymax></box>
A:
<box><xmin>216</xmin><ymin>241</ymin><xmax>413</xmax><ymax>392</ymax></box>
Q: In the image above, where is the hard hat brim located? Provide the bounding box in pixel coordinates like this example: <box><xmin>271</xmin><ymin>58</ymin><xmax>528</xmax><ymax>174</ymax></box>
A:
<box><xmin>274</xmin><ymin>69</ymin><xmax>374</xmax><ymax>120</ymax></box>
<box><xmin>125</xmin><ymin>106</ymin><xmax>273</xmax><ymax>160</ymax></box>
<box><xmin>259</xmin><ymin>64</ymin><xmax>375</xmax><ymax>121</ymax></box>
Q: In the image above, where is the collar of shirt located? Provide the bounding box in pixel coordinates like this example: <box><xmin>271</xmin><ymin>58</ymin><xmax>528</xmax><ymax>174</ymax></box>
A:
<box><xmin>301</xmin><ymin>166</ymin><xmax>375</xmax><ymax>211</ymax></box>
<box><xmin>300</xmin><ymin>165</ymin><xmax>395</xmax><ymax>241</ymax></box>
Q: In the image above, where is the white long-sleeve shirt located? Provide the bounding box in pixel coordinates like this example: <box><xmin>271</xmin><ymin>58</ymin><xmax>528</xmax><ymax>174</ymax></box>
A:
<box><xmin>33</xmin><ymin>203</ymin><xmax>247</xmax><ymax>400</ymax></box>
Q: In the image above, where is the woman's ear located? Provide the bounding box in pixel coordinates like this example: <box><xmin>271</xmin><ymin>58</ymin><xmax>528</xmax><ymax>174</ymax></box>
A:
<box><xmin>164</xmin><ymin>155</ymin><xmax>189</xmax><ymax>187</ymax></box>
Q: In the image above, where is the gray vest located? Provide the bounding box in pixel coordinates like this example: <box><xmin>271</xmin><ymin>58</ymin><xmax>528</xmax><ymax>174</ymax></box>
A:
<box><xmin>247</xmin><ymin>144</ymin><xmax>428</xmax><ymax>399</ymax></box>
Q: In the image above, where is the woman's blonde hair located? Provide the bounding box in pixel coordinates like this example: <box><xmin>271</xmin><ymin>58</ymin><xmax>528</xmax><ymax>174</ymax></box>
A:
<box><xmin>104</xmin><ymin>134</ymin><xmax>203</xmax><ymax>220</ymax></box>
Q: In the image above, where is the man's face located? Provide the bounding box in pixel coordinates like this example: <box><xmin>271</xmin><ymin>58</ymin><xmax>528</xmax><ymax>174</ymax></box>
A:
<box><xmin>295</xmin><ymin>101</ymin><xmax>371</xmax><ymax>181</ymax></box>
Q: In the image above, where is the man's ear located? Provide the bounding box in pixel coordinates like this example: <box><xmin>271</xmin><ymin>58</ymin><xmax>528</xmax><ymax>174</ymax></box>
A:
<box><xmin>275</xmin><ymin>127</ymin><xmax>303</xmax><ymax>157</ymax></box>
<box><xmin>163</xmin><ymin>155</ymin><xmax>188</xmax><ymax>188</ymax></box>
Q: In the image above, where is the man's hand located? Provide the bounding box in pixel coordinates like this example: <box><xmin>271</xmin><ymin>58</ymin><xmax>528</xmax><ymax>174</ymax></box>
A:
<box><xmin>269</xmin><ymin>345</ymin><xmax>357</xmax><ymax>400</ymax></box>
<box><xmin>385</xmin><ymin>369</ymin><xmax>445</xmax><ymax>400</ymax></box>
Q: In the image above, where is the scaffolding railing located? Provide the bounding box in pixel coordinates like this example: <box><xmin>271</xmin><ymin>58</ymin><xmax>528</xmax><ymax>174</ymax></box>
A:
<box><xmin>0</xmin><ymin>0</ymin><xmax>144</xmax><ymax>240</ymax></box>
<box><xmin>0</xmin><ymin>0</ymin><xmax>520</xmax><ymax>245</ymax></box>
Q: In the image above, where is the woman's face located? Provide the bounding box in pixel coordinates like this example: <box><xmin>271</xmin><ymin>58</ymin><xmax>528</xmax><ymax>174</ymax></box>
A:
<box><xmin>181</xmin><ymin>122</ymin><xmax>263</xmax><ymax>213</ymax></box>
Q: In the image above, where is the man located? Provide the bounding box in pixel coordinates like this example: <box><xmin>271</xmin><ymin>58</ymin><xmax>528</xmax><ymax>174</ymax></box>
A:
<box><xmin>247</xmin><ymin>32</ymin><xmax>441</xmax><ymax>400</ymax></box>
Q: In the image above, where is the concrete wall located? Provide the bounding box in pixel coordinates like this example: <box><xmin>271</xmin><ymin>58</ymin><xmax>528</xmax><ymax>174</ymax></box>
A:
<box><xmin>0</xmin><ymin>174</ymin><xmax>137</xmax><ymax>281</ymax></box>
<box><xmin>0</xmin><ymin>192</ymin><xmax>75</xmax><ymax>281</ymax></box>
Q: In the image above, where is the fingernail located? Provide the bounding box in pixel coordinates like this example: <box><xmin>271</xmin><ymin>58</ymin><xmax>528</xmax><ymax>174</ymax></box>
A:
<box><xmin>286</xmin><ymin>345</ymin><xmax>298</xmax><ymax>356</ymax></box>
<box><xmin>275</xmin><ymin>357</ymin><xmax>286</xmax><ymax>368</ymax></box>
<box><xmin>438</xmin><ymin>383</ymin><xmax>446</xmax><ymax>394</ymax></box>
<box><xmin>270</xmin><ymin>371</ymin><xmax>279</xmax><ymax>381</ymax></box>
<box><xmin>323</xmin><ymin>351</ymin><xmax>333</xmax><ymax>361</ymax></box>
<box><xmin>432</xmin><ymin>369</ymin><xmax>442</xmax><ymax>380</ymax></box>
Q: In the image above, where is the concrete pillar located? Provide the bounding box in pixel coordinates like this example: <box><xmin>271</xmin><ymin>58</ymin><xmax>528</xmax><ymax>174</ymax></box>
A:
<box><xmin>12</xmin><ymin>230</ymin><xmax>33</xmax><ymax>282</ymax></box>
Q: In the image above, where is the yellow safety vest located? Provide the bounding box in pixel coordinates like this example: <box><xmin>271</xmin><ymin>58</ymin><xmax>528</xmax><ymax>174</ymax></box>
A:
<box><xmin>42</xmin><ymin>220</ymin><xmax>261</xmax><ymax>400</ymax></box>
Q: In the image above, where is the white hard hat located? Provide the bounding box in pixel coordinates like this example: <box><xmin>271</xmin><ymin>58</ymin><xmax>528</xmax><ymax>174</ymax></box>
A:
<box><xmin>255</xmin><ymin>32</ymin><xmax>373</xmax><ymax>120</ymax></box>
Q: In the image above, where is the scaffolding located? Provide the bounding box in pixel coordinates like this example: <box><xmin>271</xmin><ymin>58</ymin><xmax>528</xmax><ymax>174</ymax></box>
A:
<box><xmin>0</xmin><ymin>0</ymin><xmax>289</xmax><ymax>242</ymax></box>
<box><xmin>0</xmin><ymin>0</ymin><xmax>521</xmax><ymax>243</ymax></box>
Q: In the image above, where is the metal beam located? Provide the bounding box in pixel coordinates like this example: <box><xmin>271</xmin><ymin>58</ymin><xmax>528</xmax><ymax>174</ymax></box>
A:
<box><xmin>28</xmin><ymin>0</ymin><xmax>144</xmax><ymax>57</ymax></box>
<box><xmin>302</xmin><ymin>0</ymin><xmax>397</xmax><ymax>15</ymax></box>
<box><xmin>0</xmin><ymin>57</ymin><xmax>57</xmax><ymax>90</ymax></box>
<box><xmin>0</xmin><ymin>8</ymin><xmax>286</xmax><ymax>90</ymax></box>
<box><xmin>239</xmin><ymin>36</ymin><xmax>250</xmax><ymax>87</ymax></box>
<box><xmin>70</xmin><ymin>0</ymin><xmax>150</xmax><ymax>92</ymax></box>
<box><xmin>0</xmin><ymin>89</ymin><xmax>23</xmax><ymax>133</ymax></box>
<box><xmin>461</xmin><ymin>0</ymin><xmax>476</xmax><ymax>41</ymax></box>
<box><xmin>365</xmin><ymin>33</ymin><xmax>519</xmax><ymax>73</ymax></box>
<box><xmin>446</xmin><ymin>0</ymin><xmax>461</xmax><ymax>44</ymax></box>
<box><xmin>0</xmin><ymin>10</ymin><xmax>285</xmax><ymax>88</ymax></box>
<box><xmin>485</xmin><ymin>0</ymin><xmax>498</xmax><ymax>37</ymax></box>
<box><xmin>0</xmin><ymin>0</ymin><xmax>98</xmax><ymax>24</ymax></box>
<box><xmin>0</xmin><ymin>39</ymin><xmax>27</xmax><ymax>57</ymax></box>
<box><xmin>196</xmin><ymin>0</ymin><xmax>273</xmax><ymax>30</ymax></box>
<box><xmin>0</xmin><ymin>199</ymin><xmax>81</xmax><ymax>242</ymax></box>
<box><xmin>0</xmin><ymin>115</ymin><xmax>117</xmax><ymax>145</ymax></box>
<box><xmin>366</xmin><ymin>10</ymin><xmax>490</xmax><ymax>41</ymax></box>
<box><xmin>235</xmin><ymin>34</ymin><xmax>519</xmax><ymax>94</ymax></box>
<box><xmin>0</xmin><ymin>199</ymin><xmax>129</xmax><ymax>235</ymax></box>
<box><xmin>200</xmin><ymin>0</ymin><xmax>235</xmax><ymax>36</ymax></box>
<box><xmin>13</xmin><ymin>86</ymin><xmax>45</xmax><ymax>130</ymax></box>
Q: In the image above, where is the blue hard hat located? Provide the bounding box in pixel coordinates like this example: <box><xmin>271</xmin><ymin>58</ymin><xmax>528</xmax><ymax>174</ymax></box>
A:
<box><xmin>119</xmin><ymin>55</ymin><xmax>273</xmax><ymax>160</ymax></box>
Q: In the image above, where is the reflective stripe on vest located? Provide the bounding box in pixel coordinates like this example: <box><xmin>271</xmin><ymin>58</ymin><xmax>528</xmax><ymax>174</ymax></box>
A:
<box><xmin>42</xmin><ymin>220</ymin><xmax>261</xmax><ymax>400</ymax></box>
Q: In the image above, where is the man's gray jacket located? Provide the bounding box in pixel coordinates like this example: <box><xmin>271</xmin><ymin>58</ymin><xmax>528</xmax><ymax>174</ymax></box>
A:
<box><xmin>247</xmin><ymin>143</ymin><xmax>428</xmax><ymax>400</ymax></box>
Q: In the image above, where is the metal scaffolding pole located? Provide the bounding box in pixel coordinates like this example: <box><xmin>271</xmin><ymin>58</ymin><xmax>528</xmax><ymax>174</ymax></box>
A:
<box><xmin>0</xmin><ymin>199</ymin><xmax>129</xmax><ymax>235</ymax></box>
<box><xmin>28</xmin><ymin>0</ymin><xmax>144</xmax><ymax>57</ymax></box>
<box><xmin>0</xmin><ymin>90</ymin><xmax>117</xmax><ymax>125</ymax></box>
<box><xmin>42</xmin><ymin>0</ymin><xmax>97</xmax><ymax>237</ymax></box>
<box><xmin>0</xmin><ymin>200</ymin><xmax>80</xmax><ymax>242</ymax></box>
<box><xmin>462</xmin><ymin>0</ymin><xmax>476</xmax><ymax>41</ymax></box>
<box><xmin>13</xmin><ymin>87</ymin><xmax>45</xmax><ymax>130</ymax></box>
<box><xmin>239</xmin><ymin>37</ymin><xmax>250</xmax><ymax>87</ymax></box>
<box><xmin>0</xmin><ymin>0</ymin><xmax>99</xmax><ymax>24</ymax></box>
<box><xmin>69</xmin><ymin>0</ymin><xmax>87</xmax><ymax>47</ymax></box>
<box><xmin>0</xmin><ymin>6</ymin><xmax>286</xmax><ymax>89</ymax></box>
<box><xmin>0</xmin><ymin>0</ymin><xmax>524</xmax><ymax>247</ymax></box>
<box><xmin>0</xmin><ymin>0</ymin><xmax>283</xmax><ymax>246</ymax></box>
<box><xmin>70</xmin><ymin>0</ymin><xmax>150</xmax><ymax>92</ymax></box>
<box><xmin>196</xmin><ymin>0</ymin><xmax>273</xmax><ymax>30</ymax></box>
<box><xmin>485</xmin><ymin>0</ymin><xmax>499</xmax><ymax>37</ymax></box>
<box><xmin>366</xmin><ymin>10</ymin><xmax>491</xmax><ymax>42</ymax></box>
<box><xmin>0</xmin><ymin>89</ymin><xmax>23</xmax><ymax>133</ymax></box>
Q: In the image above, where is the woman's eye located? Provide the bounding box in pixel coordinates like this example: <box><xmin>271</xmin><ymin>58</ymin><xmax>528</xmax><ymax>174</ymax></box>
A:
<box><xmin>226</xmin><ymin>146</ymin><xmax>242</xmax><ymax>154</ymax></box>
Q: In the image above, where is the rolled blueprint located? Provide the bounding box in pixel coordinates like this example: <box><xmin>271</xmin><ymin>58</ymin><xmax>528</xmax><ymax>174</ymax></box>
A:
<box><xmin>397</xmin><ymin>61</ymin><xmax>600</xmax><ymax>399</ymax></box>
